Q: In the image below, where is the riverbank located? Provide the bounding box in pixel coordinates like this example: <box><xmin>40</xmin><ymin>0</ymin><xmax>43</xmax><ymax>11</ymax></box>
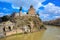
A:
<box><xmin>0</xmin><ymin>25</ymin><xmax>60</xmax><ymax>40</ymax></box>
<box><xmin>0</xmin><ymin>29</ymin><xmax>45</xmax><ymax>40</ymax></box>
<box><xmin>44</xmin><ymin>24</ymin><xmax>60</xmax><ymax>27</ymax></box>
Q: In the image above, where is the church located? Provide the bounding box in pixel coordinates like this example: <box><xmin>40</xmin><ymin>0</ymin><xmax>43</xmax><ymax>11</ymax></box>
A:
<box><xmin>11</xmin><ymin>5</ymin><xmax>39</xmax><ymax>17</ymax></box>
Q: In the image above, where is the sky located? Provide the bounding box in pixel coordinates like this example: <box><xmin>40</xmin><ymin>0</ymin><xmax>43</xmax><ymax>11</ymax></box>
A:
<box><xmin>0</xmin><ymin>0</ymin><xmax>60</xmax><ymax>21</ymax></box>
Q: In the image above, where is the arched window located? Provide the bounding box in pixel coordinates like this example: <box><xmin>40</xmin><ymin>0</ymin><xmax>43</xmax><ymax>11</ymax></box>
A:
<box><xmin>8</xmin><ymin>26</ymin><xmax>11</xmax><ymax>31</ymax></box>
<box><xmin>28</xmin><ymin>25</ymin><xmax>31</xmax><ymax>32</ymax></box>
<box><xmin>28</xmin><ymin>25</ymin><xmax>31</xmax><ymax>29</ymax></box>
<box><xmin>3</xmin><ymin>27</ymin><xmax>5</xmax><ymax>32</ymax></box>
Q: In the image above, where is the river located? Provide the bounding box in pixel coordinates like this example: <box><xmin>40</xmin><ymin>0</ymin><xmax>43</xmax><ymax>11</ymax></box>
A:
<box><xmin>0</xmin><ymin>25</ymin><xmax>60</xmax><ymax>40</ymax></box>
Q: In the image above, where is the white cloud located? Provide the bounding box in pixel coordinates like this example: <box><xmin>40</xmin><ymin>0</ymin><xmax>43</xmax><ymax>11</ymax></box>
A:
<box><xmin>3</xmin><ymin>8</ymin><xmax>9</xmax><ymax>11</ymax></box>
<box><xmin>0</xmin><ymin>13</ymin><xmax>4</xmax><ymax>14</ymax></box>
<box><xmin>12</xmin><ymin>5</ymin><xmax>20</xmax><ymax>9</ymax></box>
<box><xmin>40</xmin><ymin>13</ymin><xmax>49</xmax><ymax>18</ymax></box>
<box><xmin>39</xmin><ymin>11</ymin><xmax>51</xmax><ymax>21</ymax></box>
<box><xmin>5</xmin><ymin>13</ymin><xmax>11</xmax><ymax>16</ymax></box>
<box><xmin>54</xmin><ymin>16</ymin><xmax>60</xmax><ymax>18</ymax></box>
<box><xmin>0</xmin><ymin>12</ymin><xmax>11</xmax><ymax>17</ymax></box>
<box><xmin>0</xmin><ymin>0</ymin><xmax>45</xmax><ymax>10</ymax></box>
<box><xmin>0</xmin><ymin>13</ymin><xmax>4</xmax><ymax>17</ymax></box>
<box><xmin>3</xmin><ymin>8</ymin><xmax>7</xmax><ymax>10</ymax></box>
<box><xmin>23</xmin><ymin>12</ymin><xmax>26</xmax><ymax>14</ymax></box>
<box><xmin>43</xmin><ymin>3</ymin><xmax>60</xmax><ymax>14</ymax></box>
<box><xmin>38</xmin><ymin>3</ymin><xmax>60</xmax><ymax>21</ymax></box>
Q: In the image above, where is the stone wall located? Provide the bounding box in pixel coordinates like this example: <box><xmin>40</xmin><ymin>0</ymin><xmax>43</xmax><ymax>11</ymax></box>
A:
<box><xmin>0</xmin><ymin>26</ymin><xmax>5</xmax><ymax>38</ymax></box>
<box><xmin>6</xmin><ymin>29</ymin><xmax>24</xmax><ymax>36</ymax></box>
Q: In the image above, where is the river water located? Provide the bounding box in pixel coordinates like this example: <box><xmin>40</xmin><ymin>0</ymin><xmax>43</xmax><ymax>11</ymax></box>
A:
<box><xmin>41</xmin><ymin>25</ymin><xmax>60</xmax><ymax>40</ymax></box>
<box><xmin>0</xmin><ymin>25</ymin><xmax>60</xmax><ymax>40</ymax></box>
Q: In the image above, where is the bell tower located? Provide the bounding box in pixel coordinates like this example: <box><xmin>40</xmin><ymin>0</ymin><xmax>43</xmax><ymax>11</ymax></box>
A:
<box><xmin>19</xmin><ymin>7</ymin><xmax>22</xmax><ymax>16</ymax></box>
<box><xmin>28</xmin><ymin>5</ymin><xmax>36</xmax><ymax>15</ymax></box>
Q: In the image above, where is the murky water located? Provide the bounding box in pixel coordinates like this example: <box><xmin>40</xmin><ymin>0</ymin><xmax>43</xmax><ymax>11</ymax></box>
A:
<box><xmin>0</xmin><ymin>25</ymin><xmax>60</xmax><ymax>40</ymax></box>
<box><xmin>41</xmin><ymin>25</ymin><xmax>60</xmax><ymax>40</ymax></box>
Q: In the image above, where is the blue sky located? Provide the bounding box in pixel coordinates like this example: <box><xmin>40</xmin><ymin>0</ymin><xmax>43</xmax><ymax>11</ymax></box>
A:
<box><xmin>0</xmin><ymin>0</ymin><xmax>60</xmax><ymax>21</ymax></box>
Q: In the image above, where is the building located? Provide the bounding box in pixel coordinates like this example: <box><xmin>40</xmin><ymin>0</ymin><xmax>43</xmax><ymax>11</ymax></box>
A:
<box><xmin>28</xmin><ymin>5</ymin><xmax>36</xmax><ymax>15</ymax></box>
<box><xmin>12</xmin><ymin>5</ymin><xmax>37</xmax><ymax>17</ymax></box>
<box><xmin>3</xmin><ymin>21</ymin><xmax>14</xmax><ymax>32</ymax></box>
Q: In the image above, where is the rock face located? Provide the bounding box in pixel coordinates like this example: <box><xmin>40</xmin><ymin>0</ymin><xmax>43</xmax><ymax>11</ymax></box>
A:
<box><xmin>0</xmin><ymin>26</ymin><xmax>5</xmax><ymax>38</ymax></box>
<box><xmin>12</xmin><ymin>15</ymin><xmax>43</xmax><ymax>32</ymax></box>
<box><xmin>0</xmin><ymin>5</ymin><xmax>45</xmax><ymax>38</ymax></box>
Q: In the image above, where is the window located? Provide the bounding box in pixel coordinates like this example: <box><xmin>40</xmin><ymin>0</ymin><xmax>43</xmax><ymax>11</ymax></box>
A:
<box><xmin>3</xmin><ymin>27</ymin><xmax>5</xmax><ymax>32</ymax></box>
<box><xmin>8</xmin><ymin>26</ymin><xmax>11</xmax><ymax>31</ymax></box>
